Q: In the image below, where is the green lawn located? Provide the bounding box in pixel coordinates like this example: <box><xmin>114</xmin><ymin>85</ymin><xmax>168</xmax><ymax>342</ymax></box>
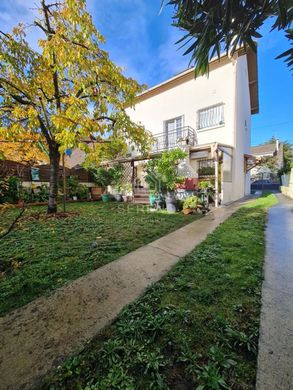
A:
<box><xmin>0</xmin><ymin>202</ymin><xmax>200</xmax><ymax>315</ymax></box>
<box><xmin>46</xmin><ymin>194</ymin><xmax>277</xmax><ymax>390</ymax></box>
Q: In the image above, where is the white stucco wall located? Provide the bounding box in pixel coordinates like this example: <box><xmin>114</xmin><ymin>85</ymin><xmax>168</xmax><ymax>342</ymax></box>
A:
<box><xmin>233</xmin><ymin>54</ymin><xmax>252</xmax><ymax>200</ymax></box>
<box><xmin>127</xmin><ymin>60</ymin><xmax>236</xmax><ymax>147</ymax></box>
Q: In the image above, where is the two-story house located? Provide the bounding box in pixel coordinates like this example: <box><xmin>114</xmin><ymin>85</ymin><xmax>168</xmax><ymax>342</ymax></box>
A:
<box><xmin>116</xmin><ymin>47</ymin><xmax>258</xmax><ymax>206</ymax></box>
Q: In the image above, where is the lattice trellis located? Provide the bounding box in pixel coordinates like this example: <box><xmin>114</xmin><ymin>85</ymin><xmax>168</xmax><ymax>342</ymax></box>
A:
<box><xmin>107</xmin><ymin>161</ymin><xmax>134</xmax><ymax>185</ymax></box>
<box><xmin>120</xmin><ymin>162</ymin><xmax>133</xmax><ymax>185</ymax></box>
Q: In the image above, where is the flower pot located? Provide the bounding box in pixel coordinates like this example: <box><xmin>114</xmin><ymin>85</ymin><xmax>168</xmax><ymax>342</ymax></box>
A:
<box><xmin>72</xmin><ymin>196</ymin><xmax>78</xmax><ymax>201</ymax></box>
<box><xmin>122</xmin><ymin>195</ymin><xmax>129</xmax><ymax>202</ymax></box>
<box><xmin>165</xmin><ymin>192</ymin><xmax>177</xmax><ymax>213</ymax></box>
<box><xmin>182</xmin><ymin>208</ymin><xmax>193</xmax><ymax>215</ymax></box>
<box><xmin>149</xmin><ymin>194</ymin><xmax>156</xmax><ymax>207</ymax></box>
<box><xmin>114</xmin><ymin>194</ymin><xmax>123</xmax><ymax>202</ymax></box>
<box><xmin>101</xmin><ymin>194</ymin><xmax>110</xmax><ymax>202</ymax></box>
<box><xmin>91</xmin><ymin>187</ymin><xmax>103</xmax><ymax>201</ymax></box>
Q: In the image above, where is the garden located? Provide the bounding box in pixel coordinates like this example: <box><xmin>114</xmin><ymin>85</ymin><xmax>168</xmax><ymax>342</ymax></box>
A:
<box><xmin>45</xmin><ymin>194</ymin><xmax>278</xmax><ymax>390</ymax></box>
<box><xmin>0</xmin><ymin>201</ymin><xmax>201</xmax><ymax>315</ymax></box>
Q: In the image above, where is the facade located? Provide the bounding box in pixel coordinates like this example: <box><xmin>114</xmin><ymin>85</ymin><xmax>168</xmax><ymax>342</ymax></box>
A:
<box><xmin>123</xmin><ymin>47</ymin><xmax>258</xmax><ymax>205</ymax></box>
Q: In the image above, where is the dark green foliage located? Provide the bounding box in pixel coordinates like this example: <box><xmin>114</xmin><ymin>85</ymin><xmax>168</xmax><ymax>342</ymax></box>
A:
<box><xmin>90</xmin><ymin>164</ymin><xmax>124</xmax><ymax>189</ymax></box>
<box><xmin>0</xmin><ymin>202</ymin><xmax>199</xmax><ymax>314</ymax></box>
<box><xmin>0</xmin><ymin>176</ymin><xmax>21</xmax><ymax>203</ymax></box>
<box><xmin>145</xmin><ymin>149</ymin><xmax>187</xmax><ymax>192</ymax></box>
<box><xmin>66</xmin><ymin>176</ymin><xmax>89</xmax><ymax>199</ymax></box>
<box><xmin>45</xmin><ymin>194</ymin><xmax>277</xmax><ymax>389</ymax></box>
<box><xmin>162</xmin><ymin>0</ymin><xmax>293</xmax><ymax>75</ymax></box>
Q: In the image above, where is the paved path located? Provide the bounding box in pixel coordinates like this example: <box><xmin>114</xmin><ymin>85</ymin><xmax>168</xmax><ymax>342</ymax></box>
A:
<box><xmin>257</xmin><ymin>194</ymin><xmax>293</xmax><ymax>390</ymax></box>
<box><xmin>0</xmin><ymin>200</ymin><xmax>245</xmax><ymax>390</ymax></box>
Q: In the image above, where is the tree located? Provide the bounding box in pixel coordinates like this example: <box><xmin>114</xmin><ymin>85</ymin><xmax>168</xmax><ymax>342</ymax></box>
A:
<box><xmin>0</xmin><ymin>0</ymin><xmax>151</xmax><ymax>213</ymax></box>
<box><xmin>162</xmin><ymin>0</ymin><xmax>293</xmax><ymax>76</ymax></box>
<box><xmin>0</xmin><ymin>133</ymin><xmax>48</xmax><ymax>165</ymax></box>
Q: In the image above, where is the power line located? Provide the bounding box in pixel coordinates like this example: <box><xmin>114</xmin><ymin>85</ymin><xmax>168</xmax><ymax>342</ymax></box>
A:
<box><xmin>253</xmin><ymin>120</ymin><xmax>293</xmax><ymax>130</ymax></box>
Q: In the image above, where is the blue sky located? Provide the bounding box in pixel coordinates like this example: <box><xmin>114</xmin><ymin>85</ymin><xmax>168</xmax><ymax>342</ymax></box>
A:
<box><xmin>1</xmin><ymin>0</ymin><xmax>292</xmax><ymax>145</ymax></box>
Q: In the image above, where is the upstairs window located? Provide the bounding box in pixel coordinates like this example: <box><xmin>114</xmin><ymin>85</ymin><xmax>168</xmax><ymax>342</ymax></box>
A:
<box><xmin>165</xmin><ymin>116</ymin><xmax>183</xmax><ymax>135</ymax></box>
<box><xmin>197</xmin><ymin>103</ymin><xmax>224</xmax><ymax>130</ymax></box>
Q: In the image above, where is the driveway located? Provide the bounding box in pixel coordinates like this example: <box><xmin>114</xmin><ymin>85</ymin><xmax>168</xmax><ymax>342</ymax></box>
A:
<box><xmin>257</xmin><ymin>194</ymin><xmax>293</xmax><ymax>389</ymax></box>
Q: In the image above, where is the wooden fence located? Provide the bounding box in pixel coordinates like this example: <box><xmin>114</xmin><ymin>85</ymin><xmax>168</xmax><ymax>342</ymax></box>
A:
<box><xmin>0</xmin><ymin>160</ymin><xmax>93</xmax><ymax>183</ymax></box>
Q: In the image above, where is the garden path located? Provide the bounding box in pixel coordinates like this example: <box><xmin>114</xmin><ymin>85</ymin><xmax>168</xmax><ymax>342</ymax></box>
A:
<box><xmin>257</xmin><ymin>194</ymin><xmax>293</xmax><ymax>390</ymax></box>
<box><xmin>0</xmin><ymin>199</ymin><xmax>247</xmax><ymax>389</ymax></box>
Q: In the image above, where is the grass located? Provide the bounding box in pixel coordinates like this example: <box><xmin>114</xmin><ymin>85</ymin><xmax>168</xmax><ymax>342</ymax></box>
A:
<box><xmin>45</xmin><ymin>194</ymin><xmax>278</xmax><ymax>390</ymax></box>
<box><xmin>0</xmin><ymin>202</ymin><xmax>200</xmax><ymax>315</ymax></box>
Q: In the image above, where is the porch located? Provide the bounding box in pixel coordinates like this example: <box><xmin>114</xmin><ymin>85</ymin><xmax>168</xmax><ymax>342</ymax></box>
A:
<box><xmin>115</xmin><ymin>141</ymin><xmax>236</xmax><ymax>207</ymax></box>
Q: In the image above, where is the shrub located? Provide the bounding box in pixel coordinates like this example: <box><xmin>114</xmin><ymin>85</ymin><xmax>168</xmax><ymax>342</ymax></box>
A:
<box><xmin>183</xmin><ymin>195</ymin><xmax>199</xmax><ymax>210</ymax></box>
<box><xmin>35</xmin><ymin>184</ymin><xmax>49</xmax><ymax>202</ymax></box>
<box><xmin>0</xmin><ymin>176</ymin><xmax>21</xmax><ymax>204</ymax></box>
<box><xmin>76</xmin><ymin>184</ymin><xmax>89</xmax><ymax>200</ymax></box>
<box><xmin>67</xmin><ymin>175</ymin><xmax>80</xmax><ymax>198</ymax></box>
<box><xmin>198</xmin><ymin>181</ymin><xmax>213</xmax><ymax>190</ymax></box>
<box><xmin>90</xmin><ymin>165</ymin><xmax>123</xmax><ymax>193</ymax></box>
<box><xmin>145</xmin><ymin>148</ymin><xmax>187</xmax><ymax>192</ymax></box>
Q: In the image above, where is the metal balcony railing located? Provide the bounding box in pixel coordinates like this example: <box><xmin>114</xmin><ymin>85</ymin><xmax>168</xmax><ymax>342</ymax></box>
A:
<box><xmin>151</xmin><ymin>126</ymin><xmax>197</xmax><ymax>153</ymax></box>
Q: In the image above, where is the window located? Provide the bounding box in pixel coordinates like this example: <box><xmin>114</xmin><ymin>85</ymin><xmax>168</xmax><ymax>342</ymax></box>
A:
<box><xmin>165</xmin><ymin>116</ymin><xmax>183</xmax><ymax>135</ymax></box>
<box><xmin>164</xmin><ymin>116</ymin><xmax>183</xmax><ymax>149</ymax></box>
<box><xmin>197</xmin><ymin>103</ymin><xmax>224</xmax><ymax>130</ymax></box>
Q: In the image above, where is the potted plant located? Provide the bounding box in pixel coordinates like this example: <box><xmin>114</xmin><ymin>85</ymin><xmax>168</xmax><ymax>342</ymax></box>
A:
<box><xmin>67</xmin><ymin>175</ymin><xmax>79</xmax><ymax>200</ymax></box>
<box><xmin>90</xmin><ymin>164</ymin><xmax>124</xmax><ymax>202</ymax></box>
<box><xmin>198</xmin><ymin>180</ymin><xmax>215</xmax><ymax>206</ymax></box>
<box><xmin>113</xmin><ymin>184</ymin><xmax>123</xmax><ymax>202</ymax></box>
<box><xmin>145</xmin><ymin>159</ymin><xmax>161</xmax><ymax>207</ymax></box>
<box><xmin>121</xmin><ymin>183</ymin><xmax>132</xmax><ymax>202</ymax></box>
<box><xmin>155</xmin><ymin>148</ymin><xmax>187</xmax><ymax>212</ymax></box>
<box><xmin>182</xmin><ymin>195</ymin><xmax>200</xmax><ymax>214</ymax></box>
<box><xmin>90</xmin><ymin>167</ymin><xmax>113</xmax><ymax>202</ymax></box>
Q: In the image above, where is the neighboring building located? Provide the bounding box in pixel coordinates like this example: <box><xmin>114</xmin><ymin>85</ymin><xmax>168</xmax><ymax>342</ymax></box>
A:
<box><xmin>117</xmin><ymin>47</ymin><xmax>258</xmax><ymax>205</ymax></box>
<box><xmin>251</xmin><ymin>139</ymin><xmax>284</xmax><ymax>180</ymax></box>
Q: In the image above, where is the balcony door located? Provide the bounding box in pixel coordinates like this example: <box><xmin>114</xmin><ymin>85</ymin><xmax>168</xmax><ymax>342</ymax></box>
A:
<box><xmin>164</xmin><ymin>116</ymin><xmax>183</xmax><ymax>149</ymax></box>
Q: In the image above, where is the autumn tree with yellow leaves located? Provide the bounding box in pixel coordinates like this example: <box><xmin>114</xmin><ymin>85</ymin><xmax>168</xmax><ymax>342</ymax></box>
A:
<box><xmin>0</xmin><ymin>0</ymin><xmax>151</xmax><ymax>213</ymax></box>
<box><xmin>0</xmin><ymin>133</ymin><xmax>48</xmax><ymax>165</ymax></box>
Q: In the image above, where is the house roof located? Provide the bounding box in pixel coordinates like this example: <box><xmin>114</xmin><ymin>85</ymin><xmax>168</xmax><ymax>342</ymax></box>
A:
<box><xmin>133</xmin><ymin>47</ymin><xmax>259</xmax><ymax>115</ymax></box>
<box><xmin>251</xmin><ymin>143</ymin><xmax>276</xmax><ymax>156</ymax></box>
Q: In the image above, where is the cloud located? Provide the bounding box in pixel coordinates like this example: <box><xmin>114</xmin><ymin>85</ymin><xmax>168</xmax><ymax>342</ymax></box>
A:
<box><xmin>0</xmin><ymin>0</ymin><xmax>45</xmax><ymax>51</ymax></box>
<box><xmin>1</xmin><ymin>0</ymin><xmax>189</xmax><ymax>86</ymax></box>
<box><xmin>86</xmin><ymin>0</ymin><xmax>189</xmax><ymax>87</ymax></box>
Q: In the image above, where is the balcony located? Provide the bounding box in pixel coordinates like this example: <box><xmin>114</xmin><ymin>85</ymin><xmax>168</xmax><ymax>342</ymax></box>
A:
<box><xmin>151</xmin><ymin>126</ymin><xmax>197</xmax><ymax>153</ymax></box>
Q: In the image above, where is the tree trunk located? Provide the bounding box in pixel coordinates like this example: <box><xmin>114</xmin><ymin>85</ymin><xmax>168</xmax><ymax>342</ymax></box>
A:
<box><xmin>48</xmin><ymin>144</ymin><xmax>60</xmax><ymax>214</ymax></box>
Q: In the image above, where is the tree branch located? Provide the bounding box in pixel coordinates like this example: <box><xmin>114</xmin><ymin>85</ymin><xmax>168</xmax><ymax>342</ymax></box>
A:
<box><xmin>0</xmin><ymin>205</ymin><xmax>25</xmax><ymax>240</ymax></box>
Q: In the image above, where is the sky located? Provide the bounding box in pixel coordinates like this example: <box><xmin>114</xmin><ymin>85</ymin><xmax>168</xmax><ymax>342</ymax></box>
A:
<box><xmin>0</xmin><ymin>0</ymin><xmax>292</xmax><ymax>145</ymax></box>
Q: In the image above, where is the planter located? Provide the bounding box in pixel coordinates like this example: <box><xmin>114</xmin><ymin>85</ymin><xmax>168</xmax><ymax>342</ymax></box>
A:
<box><xmin>122</xmin><ymin>195</ymin><xmax>129</xmax><ymax>202</ymax></box>
<box><xmin>114</xmin><ymin>194</ymin><xmax>123</xmax><ymax>202</ymax></box>
<box><xmin>72</xmin><ymin>196</ymin><xmax>78</xmax><ymax>201</ymax></box>
<box><xmin>91</xmin><ymin>186</ymin><xmax>103</xmax><ymax>201</ymax></box>
<box><xmin>149</xmin><ymin>194</ymin><xmax>156</xmax><ymax>207</ymax></box>
<box><xmin>101</xmin><ymin>194</ymin><xmax>110</xmax><ymax>202</ymax></box>
<box><xmin>182</xmin><ymin>208</ymin><xmax>194</xmax><ymax>215</ymax></box>
<box><xmin>165</xmin><ymin>192</ymin><xmax>177</xmax><ymax>213</ymax></box>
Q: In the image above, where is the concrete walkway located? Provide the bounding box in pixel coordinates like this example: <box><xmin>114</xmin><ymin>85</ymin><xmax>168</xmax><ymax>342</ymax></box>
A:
<box><xmin>0</xmin><ymin>201</ymin><xmax>244</xmax><ymax>390</ymax></box>
<box><xmin>257</xmin><ymin>194</ymin><xmax>293</xmax><ymax>390</ymax></box>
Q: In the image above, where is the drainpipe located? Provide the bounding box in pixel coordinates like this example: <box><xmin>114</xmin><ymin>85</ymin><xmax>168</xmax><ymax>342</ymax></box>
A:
<box><xmin>214</xmin><ymin>143</ymin><xmax>219</xmax><ymax>208</ymax></box>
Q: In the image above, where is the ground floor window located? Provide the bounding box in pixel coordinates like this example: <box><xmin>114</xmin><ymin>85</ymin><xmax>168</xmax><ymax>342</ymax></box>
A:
<box><xmin>198</xmin><ymin>159</ymin><xmax>215</xmax><ymax>176</ymax></box>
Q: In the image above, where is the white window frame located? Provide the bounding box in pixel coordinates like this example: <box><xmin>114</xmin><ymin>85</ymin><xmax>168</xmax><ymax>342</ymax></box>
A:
<box><xmin>197</xmin><ymin>103</ymin><xmax>225</xmax><ymax>131</ymax></box>
<box><xmin>163</xmin><ymin>115</ymin><xmax>184</xmax><ymax>148</ymax></box>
